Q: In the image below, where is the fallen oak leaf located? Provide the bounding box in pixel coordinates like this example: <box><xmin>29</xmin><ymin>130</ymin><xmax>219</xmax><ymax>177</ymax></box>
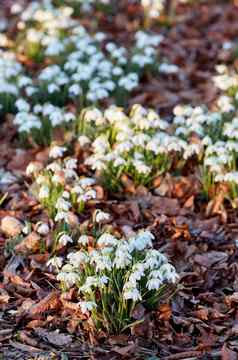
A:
<box><xmin>28</xmin><ymin>291</ymin><xmax>60</xmax><ymax>317</ymax></box>
<box><xmin>225</xmin><ymin>292</ymin><xmax>238</xmax><ymax>307</ymax></box>
<box><xmin>26</xmin><ymin>319</ymin><xmax>46</xmax><ymax>329</ymax></box>
<box><xmin>222</xmin><ymin>343</ymin><xmax>238</xmax><ymax>360</ymax></box>
<box><xmin>0</xmin><ymin>288</ymin><xmax>10</xmax><ymax>304</ymax></box>
<box><xmin>112</xmin><ymin>343</ymin><xmax>136</xmax><ymax>356</ymax></box>
<box><xmin>158</xmin><ymin>303</ymin><xmax>172</xmax><ymax>321</ymax></box>
<box><xmin>9</xmin><ymin>340</ymin><xmax>42</xmax><ymax>353</ymax></box>
<box><xmin>194</xmin><ymin>251</ymin><xmax>228</xmax><ymax>268</ymax></box>
<box><xmin>34</xmin><ymin>328</ymin><xmax>72</xmax><ymax>347</ymax></box>
<box><xmin>19</xmin><ymin>330</ymin><xmax>39</xmax><ymax>348</ymax></box>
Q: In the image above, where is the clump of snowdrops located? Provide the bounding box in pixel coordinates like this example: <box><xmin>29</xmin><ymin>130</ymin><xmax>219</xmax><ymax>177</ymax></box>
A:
<box><xmin>0</xmin><ymin>52</ymin><xmax>32</xmax><ymax>116</ymax></box>
<box><xmin>13</xmin><ymin>0</ymin><xmax>163</xmax><ymax>108</ymax></box>
<box><xmin>32</xmin><ymin>28</ymin><xmax>162</xmax><ymax>107</ymax></box>
<box><xmin>14</xmin><ymin>100</ymin><xmax>76</xmax><ymax>146</ymax></box>
<box><xmin>49</xmin><ymin>218</ymin><xmax>178</xmax><ymax>333</ymax></box>
<box><xmin>26</xmin><ymin>145</ymin><xmax>98</xmax><ymax>220</ymax></box>
<box><xmin>79</xmin><ymin>104</ymin><xmax>188</xmax><ymax>191</ymax></box>
<box><xmin>173</xmin><ymin>100</ymin><xmax>238</xmax><ymax>204</ymax></box>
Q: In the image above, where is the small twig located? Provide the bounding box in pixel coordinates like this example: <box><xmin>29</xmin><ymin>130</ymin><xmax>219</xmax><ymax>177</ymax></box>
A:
<box><xmin>163</xmin><ymin>351</ymin><xmax>204</xmax><ymax>360</ymax></box>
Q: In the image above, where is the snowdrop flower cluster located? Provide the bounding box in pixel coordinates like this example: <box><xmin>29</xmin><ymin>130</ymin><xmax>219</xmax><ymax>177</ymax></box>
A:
<box><xmin>80</xmin><ymin>104</ymin><xmax>187</xmax><ymax>190</ymax></box>
<box><xmin>13</xmin><ymin>100</ymin><xmax>76</xmax><ymax>145</ymax></box>
<box><xmin>173</xmin><ymin>104</ymin><xmax>223</xmax><ymax>145</ymax></box>
<box><xmin>172</xmin><ymin>102</ymin><xmax>238</xmax><ymax>201</ymax></box>
<box><xmin>27</xmin><ymin>147</ymin><xmax>98</xmax><ymax>220</ymax></box>
<box><xmin>16</xmin><ymin>0</ymin><xmax>77</xmax><ymax>61</ymax></box>
<box><xmin>33</xmin><ymin>28</ymin><xmax>162</xmax><ymax>107</ymax></box>
<box><xmin>213</xmin><ymin>65</ymin><xmax>238</xmax><ymax>93</ymax></box>
<box><xmin>0</xmin><ymin>52</ymin><xmax>31</xmax><ymax>115</ymax></box>
<box><xmin>201</xmin><ymin>120</ymin><xmax>238</xmax><ymax>201</ymax></box>
<box><xmin>55</xmin><ymin>227</ymin><xmax>178</xmax><ymax>332</ymax></box>
<box><xmin>213</xmin><ymin>65</ymin><xmax>238</xmax><ymax>115</ymax></box>
<box><xmin>141</xmin><ymin>0</ymin><xmax>165</xmax><ymax>19</ymax></box>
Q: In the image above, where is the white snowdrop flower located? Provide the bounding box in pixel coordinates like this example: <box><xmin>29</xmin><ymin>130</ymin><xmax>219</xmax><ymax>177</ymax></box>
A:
<box><xmin>130</xmin><ymin>230</ymin><xmax>154</xmax><ymax>251</ymax></box>
<box><xmin>57</xmin><ymin>271</ymin><xmax>78</xmax><ymax>288</ymax></box>
<box><xmin>71</xmin><ymin>185</ymin><xmax>84</xmax><ymax>195</ymax></box>
<box><xmin>97</xmin><ymin>233</ymin><xmax>118</xmax><ymax>247</ymax></box>
<box><xmin>83</xmin><ymin>108</ymin><xmax>104</xmax><ymax>124</ymax></box>
<box><xmin>78</xmin><ymin>189</ymin><xmax>97</xmax><ymax>202</ymax></box>
<box><xmin>217</xmin><ymin>95</ymin><xmax>234</xmax><ymax>113</ymax></box>
<box><xmin>65</xmin><ymin>158</ymin><xmax>77</xmax><ymax>170</ymax></box>
<box><xmin>36</xmin><ymin>175</ymin><xmax>46</xmax><ymax>185</ymax></box>
<box><xmin>78</xmin><ymin>235</ymin><xmax>89</xmax><ymax>246</ymax></box>
<box><xmin>133</xmin><ymin>160</ymin><xmax>151</xmax><ymax>175</ymax></box>
<box><xmin>65</xmin><ymin>112</ymin><xmax>76</xmax><ymax>122</ymax></box>
<box><xmin>202</xmin><ymin>136</ymin><xmax>212</xmax><ymax>147</ymax></box>
<box><xmin>26</xmin><ymin>28</ymin><xmax>42</xmax><ymax>43</ymax></box>
<box><xmin>129</xmin><ymin>263</ymin><xmax>145</xmax><ymax>283</ymax></box>
<box><xmin>85</xmin><ymin>156</ymin><xmax>106</xmax><ymax>171</ymax></box>
<box><xmin>93</xmin><ymin>135</ymin><xmax>109</xmax><ymax>154</ymax></box>
<box><xmin>133</xmin><ymin>133</ymin><xmax>151</xmax><ymax>147</ymax></box>
<box><xmin>46</xmin><ymin>162</ymin><xmax>61</xmax><ymax>172</ymax></box>
<box><xmin>15</xmin><ymin>99</ymin><xmax>30</xmax><ymax>112</ymax></box>
<box><xmin>58</xmin><ymin>233</ymin><xmax>73</xmax><ymax>246</ymax></box>
<box><xmin>64</xmin><ymin>168</ymin><xmax>77</xmax><ymax>179</ymax></box>
<box><xmin>79</xmin><ymin>301</ymin><xmax>97</xmax><ymax>314</ymax></box>
<box><xmin>114</xmin><ymin>157</ymin><xmax>126</xmax><ymax>167</ymax></box>
<box><xmin>160</xmin><ymin>263</ymin><xmax>179</xmax><ymax>283</ymax></box>
<box><xmin>104</xmin><ymin>106</ymin><xmax>128</xmax><ymax>124</ymax></box>
<box><xmin>112</xmin><ymin>67</ymin><xmax>123</xmax><ymax>76</ymax></box>
<box><xmin>11</xmin><ymin>3</ymin><xmax>23</xmax><ymax>14</ymax></box>
<box><xmin>25</xmin><ymin>86</ymin><xmax>37</xmax><ymax>96</ymax></box>
<box><xmin>36</xmin><ymin>222</ymin><xmax>50</xmax><ymax>236</ymax></box>
<box><xmin>26</xmin><ymin>162</ymin><xmax>41</xmax><ymax>176</ymax></box>
<box><xmin>98</xmin><ymin>275</ymin><xmax>109</xmax><ymax>287</ymax></box>
<box><xmin>48</xmin><ymin>83</ymin><xmax>59</xmax><ymax>94</ymax></box>
<box><xmin>94</xmin><ymin>32</ymin><xmax>106</xmax><ymax>42</ymax></box>
<box><xmin>114</xmin><ymin>242</ymin><xmax>132</xmax><ymax>269</ymax></box>
<box><xmin>145</xmin><ymin>250</ymin><xmax>168</xmax><ymax>269</ymax></box>
<box><xmin>78</xmin><ymin>135</ymin><xmax>91</xmax><ymax>147</ymax></box>
<box><xmin>95</xmin><ymin>210</ymin><xmax>111</xmax><ymax>223</ymax></box>
<box><xmin>159</xmin><ymin>63</ymin><xmax>179</xmax><ymax>74</ymax></box>
<box><xmin>183</xmin><ymin>143</ymin><xmax>202</xmax><ymax>160</ymax></box>
<box><xmin>47</xmin><ymin>256</ymin><xmax>63</xmax><ymax>269</ymax></box>
<box><xmin>51</xmin><ymin>173</ymin><xmax>64</xmax><ymax>184</ymax></box>
<box><xmin>67</xmin><ymin>251</ymin><xmax>89</xmax><ymax>267</ymax></box>
<box><xmin>62</xmin><ymin>191</ymin><xmax>70</xmax><ymax>199</ymax></box>
<box><xmin>115</xmin><ymin>141</ymin><xmax>133</xmax><ymax>154</ymax></box>
<box><xmin>49</xmin><ymin>146</ymin><xmax>66</xmax><ymax>159</ymax></box>
<box><xmin>123</xmin><ymin>284</ymin><xmax>142</xmax><ymax>301</ymax></box>
<box><xmin>147</xmin><ymin>277</ymin><xmax>163</xmax><ymax>291</ymax></box>
<box><xmin>69</xmin><ymin>83</ymin><xmax>82</xmax><ymax>96</ymax></box>
<box><xmin>216</xmin><ymin>64</ymin><xmax>227</xmax><ymax>74</ymax></box>
<box><xmin>79</xmin><ymin>276</ymin><xmax>99</xmax><ymax>293</ymax></box>
<box><xmin>93</xmin><ymin>254</ymin><xmax>112</xmax><ymax>272</ymax></box>
<box><xmin>56</xmin><ymin>197</ymin><xmax>71</xmax><ymax>211</ymax></box>
<box><xmin>33</xmin><ymin>104</ymin><xmax>43</xmax><ymax>114</ymax></box>
<box><xmin>55</xmin><ymin>211</ymin><xmax>69</xmax><ymax>222</ymax></box>
<box><xmin>39</xmin><ymin>185</ymin><xmax>49</xmax><ymax>199</ymax></box>
<box><xmin>49</xmin><ymin>110</ymin><xmax>64</xmax><ymax>126</ymax></box>
<box><xmin>79</xmin><ymin>177</ymin><xmax>96</xmax><ymax>188</ymax></box>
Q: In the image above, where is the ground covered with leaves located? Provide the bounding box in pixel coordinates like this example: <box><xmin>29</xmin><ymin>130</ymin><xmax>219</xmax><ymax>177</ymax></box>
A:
<box><xmin>1</xmin><ymin>1</ymin><xmax>238</xmax><ymax>359</ymax></box>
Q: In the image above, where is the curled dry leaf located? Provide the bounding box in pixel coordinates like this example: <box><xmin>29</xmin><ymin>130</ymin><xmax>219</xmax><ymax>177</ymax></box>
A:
<box><xmin>15</xmin><ymin>232</ymin><xmax>41</xmax><ymax>254</ymax></box>
<box><xmin>1</xmin><ymin>216</ymin><xmax>23</xmax><ymax>237</ymax></box>
<box><xmin>28</xmin><ymin>291</ymin><xmax>60</xmax><ymax>317</ymax></box>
